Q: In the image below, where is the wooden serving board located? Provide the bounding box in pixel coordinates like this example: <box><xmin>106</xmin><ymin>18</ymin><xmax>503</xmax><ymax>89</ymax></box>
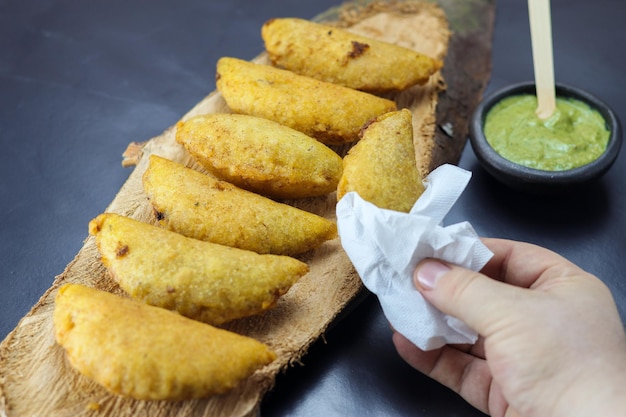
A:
<box><xmin>0</xmin><ymin>1</ymin><xmax>495</xmax><ymax>416</ymax></box>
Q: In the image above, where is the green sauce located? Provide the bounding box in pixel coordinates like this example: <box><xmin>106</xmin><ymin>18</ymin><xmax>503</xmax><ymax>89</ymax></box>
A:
<box><xmin>484</xmin><ymin>94</ymin><xmax>610</xmax><ymax>171</ymax></box>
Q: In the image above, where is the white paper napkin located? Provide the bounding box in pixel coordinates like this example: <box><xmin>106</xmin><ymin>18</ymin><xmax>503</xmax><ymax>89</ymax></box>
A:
<box><xmin>336</xmin><ymin>164</ymin><xmax>493</xmax><ymax>350</ymax></box>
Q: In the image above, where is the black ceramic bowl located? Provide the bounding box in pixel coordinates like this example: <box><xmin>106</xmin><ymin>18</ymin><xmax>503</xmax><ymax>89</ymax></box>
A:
<box><xmin>469</xmin><ymin>81</ymin><xmax>622</xmax><ymax>192</ymax></box>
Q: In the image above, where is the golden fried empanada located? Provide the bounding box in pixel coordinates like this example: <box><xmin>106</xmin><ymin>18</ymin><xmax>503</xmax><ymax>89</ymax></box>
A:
<box><xmin>215</xmin><ymin>57</ymin><xmax>396</xmax><ymax>144</ymax></box>
<box><xmin>142</xmin><ymin>155</ymin><xmax>337</xmax><ymax>255</ymax></box>
<box><xmin>262</xmin><ymin>18</ymin><xmax>442</xmax><ymax>93</ymax></box>
<box><xmin>176</xmin><ymin>113</ymin><xmax>343</xmax><ymax>199</ymax></box>
<box><xmin>89</xmin><ymin>213</ymin><xmax>309</xmax><ymax>324</ymax></box>
<box><xmin>53</xmin><ymin>284</ymin><xmax>276</xmax><ymax>400</ymax></box>
<box><xmin>337</xmin><ymin>109</ymin><xmax>424</xmax><ymax>212</ymax></box>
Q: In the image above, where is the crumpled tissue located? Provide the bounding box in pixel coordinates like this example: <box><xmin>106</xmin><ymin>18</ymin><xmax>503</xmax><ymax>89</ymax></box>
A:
<box><xmin>336</xmin><ymin>164</ymin><xmax>493</xmax><ymax>350</ymax></box>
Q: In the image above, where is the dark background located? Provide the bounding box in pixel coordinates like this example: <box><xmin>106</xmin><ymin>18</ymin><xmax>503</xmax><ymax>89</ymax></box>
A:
<box><xmin>2</xmin><ymin>0</ymin><xmax>625</xmax><ymax>415</ymax></box>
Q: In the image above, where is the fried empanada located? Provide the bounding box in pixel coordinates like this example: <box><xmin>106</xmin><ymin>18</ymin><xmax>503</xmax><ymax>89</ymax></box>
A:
<box><xmin>89</xmin><ymin>213</ymin><xmax>309</xmax><ymax>325</ymax></box>
<box><xmin>215</xmin><ymin>57</ymin><xmax>396</xmax><ymax>144</ymax></box>
<box><xmin>175</xmin><ymin>113</ymin><xmax>343</xmax><ymax>199</ymax></box>
<box><xmin>53</xmin><ymin>284</ymin><xmax>276</xmax><ymax>400</ymax></box>
<box><xmin>142</xmin><ymin>155</ymin><xmax>337</xmax><ymax>255</ymax></box>
<box><xmin>337</xmin><ymin>109</ymin><xmax>425</xmax><ymax>212</ymax></box>
<box><xmin>262</xmin><ymin>18</ymin><xmax>442</xmax><ymax>93</ymax></box>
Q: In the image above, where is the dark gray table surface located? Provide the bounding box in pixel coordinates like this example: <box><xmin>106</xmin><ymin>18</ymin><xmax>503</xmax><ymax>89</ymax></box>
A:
<box><xmin>2</xmin><ymin>0</ymin><xmax>625</xmax><ymax>416</ymax></box>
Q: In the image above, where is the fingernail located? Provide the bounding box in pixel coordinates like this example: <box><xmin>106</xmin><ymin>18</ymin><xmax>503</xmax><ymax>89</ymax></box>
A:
<box><xmin>415</xmin><ymin>260</ymin><xmax>450</xmax><ymax>290</ymax></box>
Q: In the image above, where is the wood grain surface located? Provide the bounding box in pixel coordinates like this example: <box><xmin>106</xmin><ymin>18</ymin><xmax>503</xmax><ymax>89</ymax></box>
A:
<box><xmin>0</xmin><ymin>1</ymin><xmax>495</xmax><ymax>416</ymax></box>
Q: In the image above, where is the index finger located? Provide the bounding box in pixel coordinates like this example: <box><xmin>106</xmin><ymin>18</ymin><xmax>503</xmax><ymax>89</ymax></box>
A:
<box><xmin>479</xmin><ymin>238</ymin><xmax>585</xmax><ymax>289</ymax></box>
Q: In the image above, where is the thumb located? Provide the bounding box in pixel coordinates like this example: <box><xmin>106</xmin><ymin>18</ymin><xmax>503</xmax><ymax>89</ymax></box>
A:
<box><xmin>414</xmin><ymin>259</ymin><xmax>525</xmax><ymax>337</ymax></box>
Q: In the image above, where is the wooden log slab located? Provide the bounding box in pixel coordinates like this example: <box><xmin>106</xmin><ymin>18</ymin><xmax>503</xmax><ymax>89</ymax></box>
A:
<box><xmin>0</xmin><ymin>1</ymin><xmax>495</xmax><ymax>416</ymax></box>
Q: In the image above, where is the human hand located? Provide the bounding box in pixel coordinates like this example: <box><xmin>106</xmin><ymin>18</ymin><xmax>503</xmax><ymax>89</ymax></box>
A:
<box><xmin>392</xmin><ymin>238</ymin><xmax>626</xmax><ymax>417</ymax></box>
